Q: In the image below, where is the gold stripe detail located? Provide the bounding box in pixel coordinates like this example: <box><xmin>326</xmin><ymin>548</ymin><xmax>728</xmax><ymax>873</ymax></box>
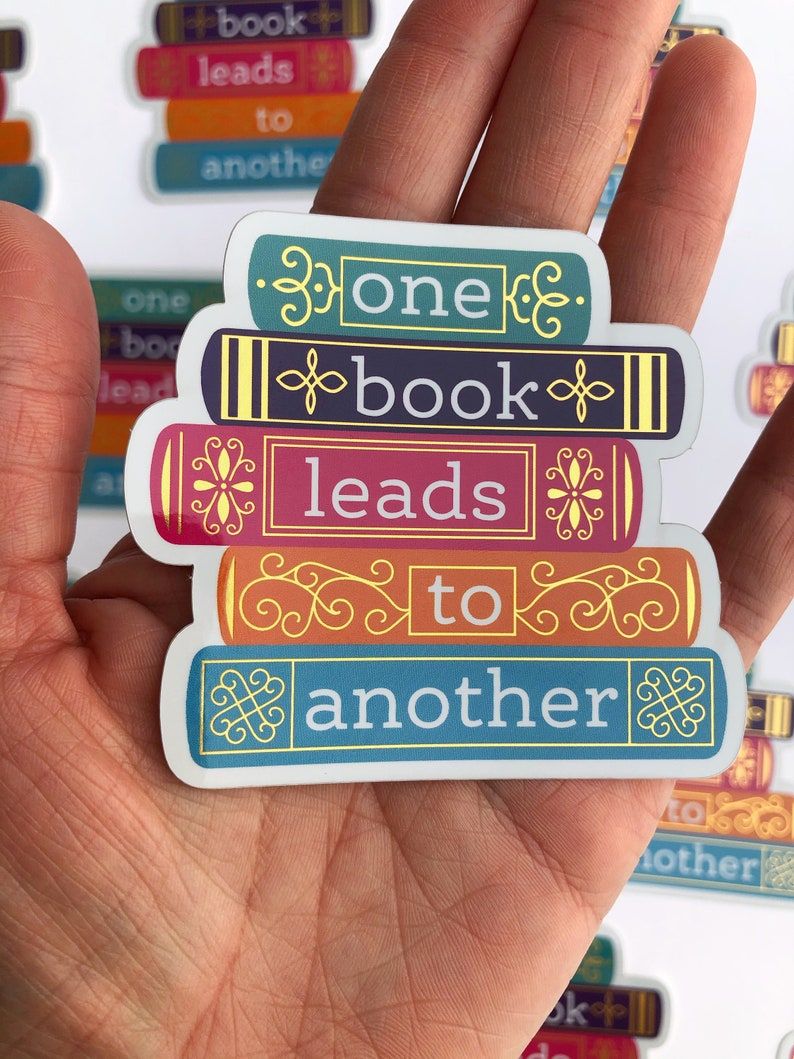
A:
<box><xmin>178</xmin><ymin>431</ymin><xmax>184</xmax><ymax>534</ymax></box>
<box><xmin>161</xmin><ymin>440</ymin><xmax>172</xmax><ymax>529</ymax></box>
<box><xmin>221</xmin><ymin>336</ymin><xmax>230</xmax><ymax>420</ymax></box>
<box><xmin>623</xmin><ymin>354</ymin><xmax>632</xmax><ymax>431</ymax></box>
<box><xmin>638</xmin><ymin>354</ymin><xmax>654</xmax><ymax>433</ymax></box>
<box><xmin>686</xmin><ymin>559</ymin><xmax>696</xmax><ymax>640</ymax></box>
<box><xmin>659</xmin><ymin>351</ymin><xmax>668</xmax><ymax>434</ymax></box>
<box><xmin>765</xmin><ymin>695</ymin><xmax>793</xmax><ymax>738</ymax></box>
<box><xmin>238</xmin><ymin>339</ymin><xmax>253</xmax><ymax>420</ymax></box>
<box><xmin>778</xmin><ymin>322</ymin><xmax>794</xmax><ymax>365</ymax></box>
<box><xmin>624</xmin><ymin>454</ymin><xmax>633</xmax><ymax>537</ymax></box>
<box><xmin>225</xmin><ymin>556</ymin><xmax>237</xmax><ymax>638</ymax></box>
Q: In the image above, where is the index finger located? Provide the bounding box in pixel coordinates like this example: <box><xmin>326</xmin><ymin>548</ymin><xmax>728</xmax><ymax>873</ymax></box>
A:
<box><xmin>314</xmin><ymin>0</ymin><xmax>538</xmax><ymax>221</ymax></box>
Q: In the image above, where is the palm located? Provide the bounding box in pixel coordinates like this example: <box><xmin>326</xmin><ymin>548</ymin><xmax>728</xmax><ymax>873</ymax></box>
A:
<box><xmin>1</xmin><ymin>2</ymin><xmax>791</xmax><ymax>1056</ymax></box>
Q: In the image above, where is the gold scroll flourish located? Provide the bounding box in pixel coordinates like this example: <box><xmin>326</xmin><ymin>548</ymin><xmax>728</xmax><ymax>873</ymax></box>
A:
<box><xmin>517</xmin><ymin>556</ymin><xmax>680</xmax><ymax>640</ymax></box>
<box><xmin>545</xmin><ymin>446</ymin><xmax>605</xmax><ymax>542</ymax></box>
<box><xmin>270</xmin><ymin>245</ymin><xmax>342</xmax><ymax>328</ymax></box>
<box><xmin>505</xmin><ymin>260</ymin><xmax>573</xmax><ymax>339</ymax></box>
<box><xmin>711</xmin><ymin>793</ymin><xmax>793</xmax><ymax>842</ymax></box>
<box><xmin>636</xmin><ymin>666</ymin><xmax>708</xmax><ymax>740</ymax></box>
<box><xmin>236</xmin><ymin>553</ymin><xmax>410</xmax><ymax>639</ymax></box>
<box><xmin>191</xmin><ymin>436</ymin><xmax>256</xmax><ymax>537</ymax></box>
<box><xmin>209</xmin><ymin>667</ymin><xmax>286</xmax><ymax>746</ymax></box>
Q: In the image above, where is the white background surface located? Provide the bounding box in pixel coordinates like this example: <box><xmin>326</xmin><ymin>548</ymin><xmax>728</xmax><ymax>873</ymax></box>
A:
<box><xmin>3</xmin><ymin>0</ymin><xmax>794</xmax><ymax>1053</ymax></box>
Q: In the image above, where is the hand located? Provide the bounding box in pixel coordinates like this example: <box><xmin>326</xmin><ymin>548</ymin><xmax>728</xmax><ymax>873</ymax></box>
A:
<box><xmin>0</xmin><ymin>2</ymin><xmax>786</xmax><ymax>1056</ymax></box>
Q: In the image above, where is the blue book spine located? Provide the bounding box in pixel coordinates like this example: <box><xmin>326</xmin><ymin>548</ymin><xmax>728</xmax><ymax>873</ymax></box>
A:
<box><xmin>0</xmin><ymin>164</ymin><xmax>43</xmax><ymax>211</ymax></box>
<box><xmin>81</xmin><ymin>456</ymin><xmax>125</xmax><ymax>507</ymax></box>
<box><xmin>155</xmin><ymin>138</ymin><xmax>340</xmax><ymax>193</ymax></box>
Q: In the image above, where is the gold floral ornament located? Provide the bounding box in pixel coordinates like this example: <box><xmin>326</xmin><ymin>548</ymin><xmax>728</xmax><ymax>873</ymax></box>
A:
<box><xmin>547</xmin><ymin>358</ymin><xmax>616</xmax><ymax>424</ymax></box>
<box><xmin>636</xmin><ymin>666</ymin><xmax>708</xmax><ymax>740</ymax></box>
<box><xmin>209</xmin><ymin>668</ymin><xmax>286</xmax><ymax>747</ymax></box>
<box><xmin>505</xmin><ymin>260</ymin><xmax>580</xmax><ymax>339</ymax></box>
<box><xmin>307</xmin><ymin>0</ymin><xmax>343</xmax><ymax>33</ymax></box>
<box><xmin>518</xmin><ymin>556</ymin><xmax>680</xmax><ymax>639</ymax></box>
<box><xmin>763</xmin><ymin>366</ymin><xmax>794</xmax><ymax>412</ymax></box>
<box><xmin>276</xmin><ymin>347</ymin><xmax>348</xmax><ymax>415</ymax></box>
<box><xmin>191</xmin><ymin>437</ymin><xmax>256</xmax><ymax>537</ymax></box>
<box><xmin>546</xmin><ymin>447</ymin><xmax>605</xmax><ymax>542</ymax></box>
<box><xmin>260</xmin><ymin>245</ymin><xmax>342</xmax><ymax>328</ymax></box>
<box><xmin>589</xmin><ymin>991</ymin><xmax>627</xmax><ymax>1029</ymax></box>
<box><xmin>237</xmin><ymin>553</ymin><xmax>409</xmax><ymax>639</ymax></box>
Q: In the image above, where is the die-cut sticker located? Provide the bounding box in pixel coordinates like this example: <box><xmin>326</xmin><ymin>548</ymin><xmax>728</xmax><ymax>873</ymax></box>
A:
<box><xmin>633</xmin><ymin>834</ymin><xmax>794</xmax><ymax>900</ymax></box>
<box><xmin>154</xmin><ymin>1</ymin><xmax>373</xmax><ymax>45</ymax></box>
<box><xmin>739</xmin><ymin>274</ymin><xmax>794</xmax><ymax>421</ymax></box>
<box><xmin>125</xmin><ymin>211</ymin><xmax>745</xmax><ymax>786</ymax></box>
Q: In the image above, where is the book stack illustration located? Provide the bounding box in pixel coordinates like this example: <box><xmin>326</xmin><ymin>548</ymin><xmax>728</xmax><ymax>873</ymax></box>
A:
<box><xmin>135</xmin><ymin>0</ymin><xmax>372</xmax><ymax>195</ymax></box>
<box><xmin>125</xmin><ymin>211</ymin><xmax>744</xmax><ymax>788</ymax></box>
<box><xmin>633</xmin><ymin>675</ymin><xmax>794</xmax><ymax>900</ymax></box>
<box><xmin>740</xmin><ymin>273</ymin><xmax>794</xmax><ymax>421</ymax></box>
<box><xmin>521</xmin><ymin>935</ymin><xmax>667</xmax><ymax>1057</ymax></box>
<box><xmin>0</xmin><ymin>26</ymin><xmax>43</xmax><ymax>211</ymax></box>
<box><xmin>82</xmin><ymin>277</ymin><xmax>222</xmax><ymax>506</ymax></box>
<box><xmin>598</xmin><ymin>5</ymin><xmax>725</xmax><ymax>217</ymax></box>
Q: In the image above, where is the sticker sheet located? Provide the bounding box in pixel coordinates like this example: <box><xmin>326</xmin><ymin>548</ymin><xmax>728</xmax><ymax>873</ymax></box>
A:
<box><xmin>738</xmin><ymin>272</ymin><xmax>794</xmax><ymax>422</ymax></box>
<box><xmin>125</xmin><ymin>211</ymin><xmax>745</xmax><ymax>787</ymax></box>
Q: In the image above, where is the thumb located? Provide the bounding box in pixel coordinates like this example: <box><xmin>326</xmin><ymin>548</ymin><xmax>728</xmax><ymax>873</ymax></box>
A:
<box><xmin>0</xmin><ymin>204</ymin><xmax>98</xmax><ymax>657</ymax></box>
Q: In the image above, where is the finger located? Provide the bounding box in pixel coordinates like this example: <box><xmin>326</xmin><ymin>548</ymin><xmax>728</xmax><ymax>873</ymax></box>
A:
<box><xmin>67</xmin><ymin>534</ymin><xmax>192</xmax><ymax>634</ymax></box>
<box><xmin>707</xmin><ymin>387</ymin><xmax>794</xmax><ymax>667</ymax></box>
<box><xmin>601</xmin><ymin>35</ymin><xmax>756</xmax><ymax>328</ymax></box>
<box><xmin>456</xmin><ymin>0</ymin><xmax>678</xmax><ymax>229</ymax></box>
<box><xmin>314</xmin><ymin>0</ymin><xmax>538</xmax><ymax>221</ymax></box>
<box><xmin>0</xmin><ymin>204</ymin><xmax>98</xmax><ymax>655</ymax></box>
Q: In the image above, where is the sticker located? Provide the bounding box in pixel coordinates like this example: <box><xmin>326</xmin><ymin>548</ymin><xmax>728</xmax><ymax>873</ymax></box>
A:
<box><xmin>522</xmin><ymin>1034</ymin><xmax>637</xmax><ymax>1059</ymax></box>
<box><xmin>746</xmin><ymin>691</ymin><xmax>793</xmax><ymax>740</ymax></box>
<box><xmin>572</xmin><ymin>936</ymin><xmax>615</xmax><ymax>986</ymax></box>
<box><xmin>154</xmin><ymin>136</ymin><xmax>339</xmax><ymax>193</ymax></box>
<box><xmin>777</xmin><ymin>1031</ymin><xmax>794</xmax><ymax>1059</ymax></box>
<box><xmin>201</xmin><ymin>332</ymin><xmax>684</xmax><ymax>438</ymax></box>
<box><xmin>99</xmin><ymin>321</ymin><xmax>184</xmax><ymax>361</ymax></box>
<box><xmin>91</xmin><ymin>414</ymin><xmax>136</xmax><ymax>457</ymax></box>
<box><xmin>136</xmin><ymin>41</ymin><xmax>354</xmax><ymax>100</ymax></box>
<box><xmin>545</xmin><ymin>984</ymin><xmax>662</xmax><ymax>1039</ymax></box>
<box><xmin>656</xmin><ymin>23</ymin><xmax>723</xmax><ymax>63</ymax></box>
<box><xmin>738</xmin><ymin>273</ymin><xmax>794</xmax><ymax>420</ymax></box>
<box><xmin>166</xmin><ymin>92</ymin><xmax>360</xmax><ymax>141</ymax></box>
<box><xmin>154</xmin><ymin>1</ymin><xmax>373</xmax><ymax>45</ymax></box>
<box><xmin>695</xmin><ymin>735</ymin><xmax>774</xmax><ymax>793</ymax></box>
<box><xmin>660</xmin><ymin>787</ymin><xmax>794</xmax><ymax>844</ymax></box>
<box><xmin>0</xmin><ymin>119</ymin><xmax>31</xmax><ymax>165</ymax></box>
<box><xmin>184</xmin><ymin>645</ymin><xmax>729</xmax><ymax>771</ymax></box>
<box><xmin>91</xmin><ymin>278</ymin><xmax>222</xmax><ymax>324</ymax></box>
<box><xmin>217</xmin><ymin>546</ymin><xmax>701</xmax><ymax>647</ymax></box>
<box><xmin>0</xmin><ymin>163</ymin><xmax>41</xmax><ymax>210</ymax></box>
<box><xmin>80</xmin><ymin>457</ymin><xmax>126</xmax><ymax>507</ymax></box>
<box><xmin>149</xmin><ymin>425</ymin><xmax>643</xmax><ymax>551</ymax></box>
<box><xmin>633</xmin><ymin>834</ymin><xmax>794</xmax><ymax>900</ymax></box>
<box><xmin>247</xmin><ymin>233</ymin><xmax>595</xmax><ymax>343</ymax></box>
<box><xmin>97</xmin><ymin>362</ymin><xmax>176</xmax><ymax>415</ymax></box>
<box><xmin>124</xmin><ymin>211</ymin><xmax>745</xmax><ymax>786</ymax></box>
<box><xmin>0</xmin><ymin>28</ymin><xmax>24</xmax><ymax>71</ymax></box>
<box><xmin>596</xmin><ymin>168</ymin><xmax>623</xmax><ymax>217</ymax></box>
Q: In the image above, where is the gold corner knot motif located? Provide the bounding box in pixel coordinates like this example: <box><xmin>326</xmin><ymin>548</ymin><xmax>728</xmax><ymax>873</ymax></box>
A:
<box><xmin>270</xmin><ymin>245</ymin><xmax>342</xmax><ymax>328</ymax></box>
<box><xmin>764</xmin><ymin>850</ymin><xmax>794</xmax><ymax>894</ymax></box>
<box><xmin>636</xmin><ymin>666</ymin><xmax>708</xmax><ymax>740</ymax></box>
<box><xmin>547</xmin><ymin>358</ymin><xmax>616</xmax><ymax>424</ymax></box>
<box><xmin>192</xmin><ymin>437</ymin><xmax>256</xmax><ymax>537</ymax></box>
<box><xmin>276</xmin><ymin>347</ymin><xmax>348</xmax><ymax>414</ymax></box>
<box><xmin>546</xmin><ymin>447</ymin><xmax>605</xmax><ymax>542</ymax></box>
<box><xmin>209</xmin><ymin>667</ymin><xmax>287</xmax><ymax>747</ymax></box>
